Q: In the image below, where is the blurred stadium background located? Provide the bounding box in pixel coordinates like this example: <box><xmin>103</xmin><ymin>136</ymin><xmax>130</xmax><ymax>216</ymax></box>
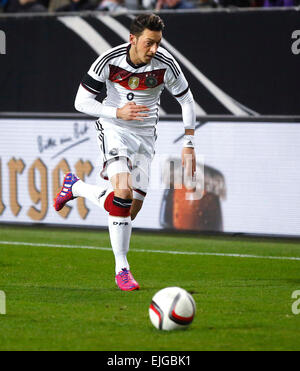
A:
<box><xmin>1</xmin><ymin>6</ymin><xmax>300</xmax><ymax>351</ymax></box>
<box><xmin>1</xmin><ymin>8</ymin><xmax>300</xmax><ymax>236</ymax></box>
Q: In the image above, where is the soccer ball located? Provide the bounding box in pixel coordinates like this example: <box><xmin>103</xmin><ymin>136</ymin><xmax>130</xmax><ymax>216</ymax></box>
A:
<box><xmin>149</xmin><ymin>287</ymin><xmax>196</xmax><ymax>331</ymax></box>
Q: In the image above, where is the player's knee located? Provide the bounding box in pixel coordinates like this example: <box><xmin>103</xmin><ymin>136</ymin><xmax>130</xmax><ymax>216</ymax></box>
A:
<box><xmin>109</xmin><ymin>195</ymin><xmax>132</xmax><ymax>217</ymax></box>
<box><xmin>131</xmin><ymin>209</ymin><xmax>139</xmax><ymax>221</ymax></box>
<box><xmin>130</xmin><ymin>198</ymin><xmax>144</xmax><ymax>221</ymax></box>
<box><xmin>114</xmin><ymin>188</ymin><xmax>133</xmax><ymax>200</ymax></box>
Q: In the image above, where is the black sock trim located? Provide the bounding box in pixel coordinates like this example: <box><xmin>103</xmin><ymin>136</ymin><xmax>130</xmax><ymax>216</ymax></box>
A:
<box><xmin>113</xmin><ymin>196</ymin><xmax>132</xmax><ymax>209</ymax></box>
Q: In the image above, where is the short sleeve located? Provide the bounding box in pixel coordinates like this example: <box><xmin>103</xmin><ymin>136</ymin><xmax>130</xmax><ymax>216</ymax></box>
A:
<box><xmin>87</xmin><ymin>54</ymin><xmax>110</xmax><ymax>83</ymax></box>
<box><xmin>80</xmin><ymin>54</ymin><xmax>110</xmax><ymax>95</ymax></box>
<box><xmin>80</xmin><ymin>44</ymin><xmax>127</xmax><ymax>95</ymax></box>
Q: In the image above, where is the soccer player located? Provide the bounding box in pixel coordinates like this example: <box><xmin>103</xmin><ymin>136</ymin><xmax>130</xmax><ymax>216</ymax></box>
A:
<box><xmin>54</xmin><ymin>14</ymin><xmax>196</xmax><ymax>291</ymax></box>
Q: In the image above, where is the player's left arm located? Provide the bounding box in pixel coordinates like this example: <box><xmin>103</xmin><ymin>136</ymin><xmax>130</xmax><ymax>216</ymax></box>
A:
<box><xmin>163</xmin><ymin>52</ymin><xmax>196</xmax><ymax>175</ymax></box>
<box><xmin>175</xmin><ymin>89</ymin><xmax>196</xmax><ymax>177</ymax></box>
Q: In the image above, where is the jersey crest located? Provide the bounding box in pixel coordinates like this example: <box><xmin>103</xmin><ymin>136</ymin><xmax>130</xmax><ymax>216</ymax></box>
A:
<box><xmin>109</xmin><ymin>65</ymin><xmax>166</xmax><ymax>91</ymax></box>
<box><xmin>128</xmin><ymin>76</ymin><xmax>140</xmax><ymax>90</ymax></box>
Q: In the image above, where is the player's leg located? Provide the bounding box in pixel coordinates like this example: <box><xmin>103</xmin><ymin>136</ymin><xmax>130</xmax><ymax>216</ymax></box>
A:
<box><xmin>53</xmin><ymin>172</ymin><xmax>146</xmax><ymax>220</ymax></box>
<box><xmin>54</xmin><ymin>123</ymin><xmax>116</xmax><ymax>212</ymax></box>
<box><xmin>108</xmin><ymin>169</ymin><xmax>132</xmax><ymax>277</ymax></box>
<box><xmin>105</xmin><ymin>158</ymin><xmax>139</xmax><ymax>291</ymax></box>
<box><xmin>131</xmin><ymin>199</ymin><xmax>143</xmax><ymax>221</ymax></box>
<box><xmin>54</xmin><ymin>135</ymin><xmax>151</xmax><ymax>217</ymax></box>
<box><xmin>129</xmin><ymin>137</ymin><xmax>152</xmax><ymax>221</ymax></box>
<box><xmin>72</xmin><ymin>178</ymin><xmax>112</xmax><ymax>207</ymax></box>
<box><xmin>53</xmin><ymin>172</ymin><xmax>112</xmax><ymax>212</ymax></box>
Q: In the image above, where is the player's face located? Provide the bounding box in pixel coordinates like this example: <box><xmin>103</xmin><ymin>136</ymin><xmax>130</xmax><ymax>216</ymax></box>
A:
<box><xmin>130</xmin><ymin>29</ymin><xmax>162</xmax><ymax>65</ymax></box>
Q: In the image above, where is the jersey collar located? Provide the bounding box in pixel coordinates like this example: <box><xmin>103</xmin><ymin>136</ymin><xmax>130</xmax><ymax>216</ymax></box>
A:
<box><xmin>126</xmin><ymin>44</ymin><xmax>147</xmax><ymax>69</ymax></box>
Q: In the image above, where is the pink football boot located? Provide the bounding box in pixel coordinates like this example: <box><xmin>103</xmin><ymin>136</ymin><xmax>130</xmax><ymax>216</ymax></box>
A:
<box><xmin>115</xmin><ymin>268</ymin><xmax>140</xmax><ymax>291</ymax></box>
<box><xmin>54</xmin><ymin>173</ymin><xmax>79</xmax><ymax>211</ymax></box>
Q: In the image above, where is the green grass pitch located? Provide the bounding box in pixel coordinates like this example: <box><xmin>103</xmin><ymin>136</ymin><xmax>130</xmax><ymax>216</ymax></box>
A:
<box><xmin>0</xmin><ymin>225</ymin><xmax>300</xmax><ymax>351</ymax></box>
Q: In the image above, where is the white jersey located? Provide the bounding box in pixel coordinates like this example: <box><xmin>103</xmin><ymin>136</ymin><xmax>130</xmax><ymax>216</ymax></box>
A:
<box><xmin>81</xmin><ymin>43</ymin><xmax>189</xmax><ymax>135</ymax></box>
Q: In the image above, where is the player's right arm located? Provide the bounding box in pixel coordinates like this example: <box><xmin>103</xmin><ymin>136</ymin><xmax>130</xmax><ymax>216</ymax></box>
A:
<box><xmin>75</xmin><ymin>84</ymin><xmax>149</xmax><ymax>121</ymax></box>
<box><xmin>116</xmin><ymin>102</ymin><xmax>149</xmax><ymax>121</ymax></box>
<box><xmin>74</xmin><ymin>54</ymin><xmax>149</xmax><ymax>121</ymax></box>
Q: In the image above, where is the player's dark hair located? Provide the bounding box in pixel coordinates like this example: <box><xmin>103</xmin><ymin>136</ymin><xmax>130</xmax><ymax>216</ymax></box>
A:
<box><xmin>130</xmin><ymin>14</ymin><xmax>165</xmax><ymax>37</ymax></box>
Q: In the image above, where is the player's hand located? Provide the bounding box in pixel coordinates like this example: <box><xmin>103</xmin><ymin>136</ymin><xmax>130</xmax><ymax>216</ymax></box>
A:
<box><xmin>116</xmin><ymin>102</ymin><xmax>149</xmax><ymax>121</ymax></box>
<box><xmin>182</xmin><ymin>147</ymin><xmax>196</xmax><ymax>178</ymax></box>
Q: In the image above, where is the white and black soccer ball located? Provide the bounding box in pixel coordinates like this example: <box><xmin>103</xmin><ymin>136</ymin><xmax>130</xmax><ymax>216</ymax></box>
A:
<box><xmin>149</xmin><ymin>287</ymin><xmax>196</xmax><ymax>331</ymax></box>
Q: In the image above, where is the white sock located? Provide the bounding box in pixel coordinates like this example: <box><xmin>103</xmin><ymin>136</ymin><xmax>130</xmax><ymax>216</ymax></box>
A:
<box><xmin>108</xmin><ymin>215</ymin><xmax>132</xmax><ymax>275</ymax></box>
<box><xmin>72</xmin><ymin>180</ymin><xmax>109</xmax><ymax>209</ymax></box>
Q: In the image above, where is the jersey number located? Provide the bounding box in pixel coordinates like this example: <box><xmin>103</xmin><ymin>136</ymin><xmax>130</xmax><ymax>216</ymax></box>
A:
<box><xmin>127</xmin><ymin>93</ymin><xmax>134</xmax><ymax>101</ymax></box>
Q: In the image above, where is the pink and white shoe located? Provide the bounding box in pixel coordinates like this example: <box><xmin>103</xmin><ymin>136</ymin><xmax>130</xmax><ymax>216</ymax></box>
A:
<box><xmin>115</xmin><ymin>268</ymin><xmax>140</xmax><ymax>291</ymax></box>
<box><xmin>54</xmin><ymin>173</ymin><xmax>79</xmax><ymax>211</ymax></box>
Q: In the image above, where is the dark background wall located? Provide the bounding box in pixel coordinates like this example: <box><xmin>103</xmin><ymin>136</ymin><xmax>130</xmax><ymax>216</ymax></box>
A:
<box><xmin>0</xmin><ymin>9</ymin><xmax>299</xmax><ymax>115</ymax></box>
